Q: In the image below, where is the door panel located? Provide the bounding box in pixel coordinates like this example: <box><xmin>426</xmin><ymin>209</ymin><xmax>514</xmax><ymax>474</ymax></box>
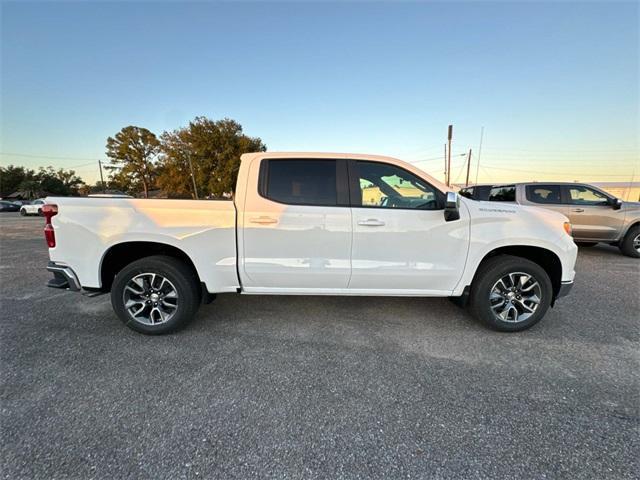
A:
<box><xmin>564</xmin><ymin>185</ymin><xmax>623</xmax><ymax>241</ymax></box>
<box><xmin>243</xmin><ymin>206</ymin><xmax>352</xmax><ymax>288</ymax></box>
<box><xmin>350</xmin><ymin>208</ymin><xmax>469</xmax><ymax>292</ymax></box>
<box><xmin>241</xmin><ymin>158</ymin><xmax>352</xmax><ymax>289</ymax></box>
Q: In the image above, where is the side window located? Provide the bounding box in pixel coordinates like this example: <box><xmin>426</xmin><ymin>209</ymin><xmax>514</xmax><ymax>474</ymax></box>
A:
<box><xmin>568</xmin><ymin>186</ymin><xmax>609</xmax><ymax>206</ymax></box>
<box><xmin>459</xmin><ymin>188</ymin><xmax>474</xmax><ymax>199</ymax></box>
<box><xmin>262</xmin><ymin>159</ymin><xmax>338</xmax><ymax>206</ymax></box>
<box><xmin>526</xmin><ymin>185</ymin><xmax>562</xmax><ymax>204</ymax></box>
<box><xmin>354</xmin><ymin>161</ymin><xmax>440</xmax><ymax>209</ymax></box>
<box><xmin>488</xmin><ymin>185</ymin><xmax>516</xmax><ymax>202</ymax></box>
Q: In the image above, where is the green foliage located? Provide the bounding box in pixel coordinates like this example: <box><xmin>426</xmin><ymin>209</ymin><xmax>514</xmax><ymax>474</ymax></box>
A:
<box><xmin>158</xmin><ymin>117</ymin><xmax>266</xmax><ymax>198</ymax></box>
<box><xmin>0</xmin><ymin>164</ymin><xmax>84</xmax><ymax>198</ymax></box>
<box><xmin>106</xmin><ymin>126</ymin><xmax>160</xmax><ymax>198</ymax></box>
<box><xmin>0</xmin><ymin>165</ymin><xmax>35</xmax><ymax>196</ymax></box>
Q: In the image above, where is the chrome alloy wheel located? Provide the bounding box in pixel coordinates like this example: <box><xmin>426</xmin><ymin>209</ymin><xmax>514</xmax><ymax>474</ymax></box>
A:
<box><xmin>489</xmin><ymin>272</ymin><xmax>542</xmax><ymax>323</ymax></box>
<box><xmin>122</xmin><ymin>273</ymin><xmax>178</xmax><ymax>325</ymax></box>
<box><xmin>633</xmin><ymin>233</ymin><xmax>640</xmax><ymax>253</ymax></box>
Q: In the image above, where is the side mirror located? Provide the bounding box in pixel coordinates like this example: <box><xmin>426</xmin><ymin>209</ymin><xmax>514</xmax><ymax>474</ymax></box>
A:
<box><xmin>612</xmin><ymin>198</ymin><xmax>622</xmax><ymax>210</ymax></box>
<box><xmin>444</xmin><ymin>191</ymin><xmax>460</xmax><ymax>221</ymax></box>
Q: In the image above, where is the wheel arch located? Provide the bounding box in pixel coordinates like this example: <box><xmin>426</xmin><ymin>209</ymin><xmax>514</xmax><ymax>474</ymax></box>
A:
<box><xmin>475</xmin><ymin>245</ymin><xmax>563</xmax><ymax>301</ymax></box>
<box><xmin>99</xmin><ymin>241</ymin><xmax>201</xmax><ymax>292</ymax></box>
<box><xmin>621</xmin><ymin>220</ymin><xmax>640</xmax><ymax>240</ymax></box>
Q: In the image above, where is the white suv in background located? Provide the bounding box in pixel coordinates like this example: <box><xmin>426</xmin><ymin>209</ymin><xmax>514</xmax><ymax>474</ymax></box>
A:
<box><xmin>19</xmin><ymin>199</ymin><xmax>47</xmax><ymax>216</ymax></box>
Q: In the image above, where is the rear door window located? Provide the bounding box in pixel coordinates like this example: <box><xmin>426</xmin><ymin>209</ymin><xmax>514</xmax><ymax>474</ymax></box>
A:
<box><xmin>261</xmin><ymin>159</ymin><xmax>339</xmax><ymax>206</ymax></box>
<box><xmin>526</xmin><ymin>185</ymin><xmax>562</xmax><ymax>204</ymax></box>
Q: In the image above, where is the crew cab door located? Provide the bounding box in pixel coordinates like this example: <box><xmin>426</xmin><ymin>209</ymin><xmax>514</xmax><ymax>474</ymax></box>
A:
<box><xmin>563</xmin><ymin>184</ymin><xmax>623</xmax><ymax>241</ymax></box>
<box><xmin>239</xmin><ymin>158</ymin><xmax>352</xmax><ymax>290</ymax></box>
<box><xmin>348</xmin><ymin>160</ymin><xmax>469</xmax><ymax>294</ymax></box>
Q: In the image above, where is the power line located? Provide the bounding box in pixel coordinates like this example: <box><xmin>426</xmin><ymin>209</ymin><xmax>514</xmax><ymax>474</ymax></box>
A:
<box><xmin>409</xmin><ymin>153</ymin><xmax>466</xmax><ymax>164</ymax></box>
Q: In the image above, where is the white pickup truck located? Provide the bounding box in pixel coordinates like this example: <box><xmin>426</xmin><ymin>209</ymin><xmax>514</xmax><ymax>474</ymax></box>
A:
<box><xmin>44</xmin><ymin>152</ymin><xmax>577</xmax><ymax>334</ymax></box>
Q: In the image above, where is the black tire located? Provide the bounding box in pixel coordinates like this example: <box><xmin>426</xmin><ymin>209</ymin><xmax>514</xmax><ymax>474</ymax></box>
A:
<box><xmin>575</xmin><ymin>241</ymin><xmax>598</xmax><ymax>247</ymax></box>
<box><xmin>110</xmin><ymin>255</ymin><xmax>200</xmax><ymax>334</ymax></box>
<box><xmin>20</xmin><ymin>209</ymin><xmax>26</xmax><ymax>216</ymax></box>
<box><xmin>619</xmin><ymin>226</ymin><xmax>640</xmax><ymax>258</ymax></box>
<box><xmin>469</xmin><ymin>255</ymin><xmax>553</xmax><ymax>332</ymax></box>
<box><xmin>37</xmin><ymin>208</ymin><xmax>43</xmax><ymax>216</ymax></box>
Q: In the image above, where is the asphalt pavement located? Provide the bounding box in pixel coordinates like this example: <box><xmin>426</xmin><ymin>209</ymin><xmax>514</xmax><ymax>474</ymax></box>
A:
<box><xmin>1</xmin><ymin>212</ymin><xmax>638</xmax><ymax>479</ymax></box>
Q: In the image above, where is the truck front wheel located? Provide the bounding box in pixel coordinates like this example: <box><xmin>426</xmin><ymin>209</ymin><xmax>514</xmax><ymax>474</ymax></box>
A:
<box><xmin>469</xmin><ymin>255</ymin><xmax>553</xmax><ymax>332</ymax></box>
<box><xmin>111</xmin><ymin>255</ymin><xmax>200</xmax><ymax>334</ymax></box>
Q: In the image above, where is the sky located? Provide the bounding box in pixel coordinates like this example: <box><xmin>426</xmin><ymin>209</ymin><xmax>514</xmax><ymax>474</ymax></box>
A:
<box><xmin>1</xmin><ymin>0</ymin><xmax>638</xmax><ymax>185</ymax></box>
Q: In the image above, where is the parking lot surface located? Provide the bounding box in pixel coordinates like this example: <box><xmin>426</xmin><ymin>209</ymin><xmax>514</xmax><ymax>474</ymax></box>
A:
<box><xmin>1</xmin><ymin>212</ymin><xmax>638</xmax><ymax>479</ymax></box>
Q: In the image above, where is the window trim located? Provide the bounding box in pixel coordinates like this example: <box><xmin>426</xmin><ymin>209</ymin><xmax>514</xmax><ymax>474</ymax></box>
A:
<box><xmin>257</xmin><ymin>158</ymin><xmax>350</xmax><ymax>207</ymax></box>
<box><xmin>347</xmin><ymin>159</ymin><xmax>445</xmax><ymax>210</ymax></box>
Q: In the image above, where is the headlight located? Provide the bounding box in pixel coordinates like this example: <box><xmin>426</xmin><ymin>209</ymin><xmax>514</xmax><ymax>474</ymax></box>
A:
<box><xmin>563</xmin><ymin>222</ymin><xmax>573</xmax><ymax>236</ymax></box>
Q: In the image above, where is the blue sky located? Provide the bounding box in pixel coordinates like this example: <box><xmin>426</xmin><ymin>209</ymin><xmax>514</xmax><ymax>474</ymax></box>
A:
<box><xmin>1</xmin><ymin>1</ymin><xmax>638</xmax><ymax>184</ymax></box>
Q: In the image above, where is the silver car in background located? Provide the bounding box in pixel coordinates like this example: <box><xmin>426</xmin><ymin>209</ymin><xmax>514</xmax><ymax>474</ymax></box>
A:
<box><xmin>460</xmin><ymin>183</ymin><xmax>640</xmax><ymax>258</ymax></box>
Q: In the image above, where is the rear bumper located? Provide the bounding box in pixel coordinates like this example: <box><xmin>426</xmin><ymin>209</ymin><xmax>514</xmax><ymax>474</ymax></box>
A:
<box><xmin>556</xmin><ymin>280</ymin><xmax>573</xmax><ymax>300</ymax></box>
<box><xmin>46</xmin><ymin>261</ymin><xmax>81</xmax><ymax>291</ymax></box>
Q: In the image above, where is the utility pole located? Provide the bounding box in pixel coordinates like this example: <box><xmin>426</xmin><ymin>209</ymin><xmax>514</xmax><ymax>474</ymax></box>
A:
<box><xmin>443</xmin><ymin>143</ymin><xmax>447</xmax><ymax>185</ymax></box>
<box><xmin>465</xmin><ymin>149</ymin><xmax>472</xmax><ymax>187</ymax></box>
<box><xmin>474</xmin><ymin>126</ymin><xmax>484</xmax><ymax>185</ymax></box>
<box><xmin>187</xmin><ymin>154</ymin><xmax>199</xmax><ymax>200</ymax></box>
<box><xmin>446</xmin><ymin>125</ymin><xmax>453</xmax><ymax>186</ymax></box>
<box><xmin>98</xmin><ymin>160</ymin><xmax>106</xmax><ymax>193</ymax></box>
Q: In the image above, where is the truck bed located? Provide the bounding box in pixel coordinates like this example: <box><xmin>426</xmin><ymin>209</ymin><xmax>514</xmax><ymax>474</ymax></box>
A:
<box><xmin>46</xmin><ymin>197</ymin><xmax>239</xmax><ymax>292</ymax></box>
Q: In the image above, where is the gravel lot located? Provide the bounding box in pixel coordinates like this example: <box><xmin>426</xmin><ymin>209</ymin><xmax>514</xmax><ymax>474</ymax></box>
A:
<box><xmin>1</xmin><ymin>212</ymin><xmax>638</xmax><ymax>479</ymax></box>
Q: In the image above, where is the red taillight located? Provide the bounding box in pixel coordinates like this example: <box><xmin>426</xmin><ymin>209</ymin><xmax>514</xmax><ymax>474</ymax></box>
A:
<box><xmin>44</xmin><ymin>224</ymin><xmax>55</xmax><ymax>248</ymax></box>
<box><xmin>42</xmin><ymin>204</ymin><xmax>58</xmax><ymax>248</ymax></box>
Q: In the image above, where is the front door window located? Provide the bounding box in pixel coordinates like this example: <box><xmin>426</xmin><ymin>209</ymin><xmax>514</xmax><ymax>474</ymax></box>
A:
<box><xmin>354</xmin><ymin>161</ymin><xmax>440</xmax><ymax>210</ymax></box>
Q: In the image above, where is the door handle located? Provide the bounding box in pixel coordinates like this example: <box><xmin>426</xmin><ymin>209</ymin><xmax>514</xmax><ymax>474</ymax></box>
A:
<box><xmin>249</xmin><ymin>216</ymin><xmax>278</xmax><ymax>224</ymax></box>
<box><xmin>571</xmin><ymin>208</ymin><xmax>585</xmax><ymax>213</ymax></box>
<box><xmin>358</xmin><ymin>219</ymin><xmax>386</xmax><ymax>227</ymax></box>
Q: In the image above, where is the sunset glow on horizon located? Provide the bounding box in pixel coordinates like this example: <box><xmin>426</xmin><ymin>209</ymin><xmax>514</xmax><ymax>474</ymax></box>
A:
<box><xmin>1</xmin><ymin>1</ymin><xmax>637</xmax><ymax>186</ymax></box>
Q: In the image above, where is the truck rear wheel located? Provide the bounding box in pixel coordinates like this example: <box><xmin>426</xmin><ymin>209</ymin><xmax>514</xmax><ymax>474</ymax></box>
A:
<box><xmin>111</xmin><ymin>255</ymin><xmax>200</xmax><ymax>334</ymax></box>
<box><xmin>469</xmin><ymin>255</ymin><xmax>553</xmax><ymax>332</ymax></box>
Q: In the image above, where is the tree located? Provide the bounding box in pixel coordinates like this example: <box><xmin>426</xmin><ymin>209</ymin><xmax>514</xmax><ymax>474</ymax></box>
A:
<box><xmin>158</xmin><ymin>117</ymin><xmax>266</xmax><ymax>198</ymax></box>
<box><xmin>35</xmin><ymin>166</ymin><xmax>84</xmax><ymax>196</ymax></box>
<box><xmin>106</xmin><ymin>126</ymin><xmax>160</xmax><ymax>198</ymax></box>
<box><xmin>16</xmin><ymin>179</ymin><xmax>41</xmax><ymax>199</ymax></box>
<box><xmin>55</xmin><ymin>168</ymin><xmax>84</xmax><ymax>193</ymax></box>
<box><xmin>156</xmin><ymin>127</ymin><xmax>197</xmax><ymax>198</ymax></box>
<box><xmin>0</xmin><ymin>164</ymin><xmax>84</xmax><ymax>198</ymax></box>
<box><xmin>0</xmin><ymin>165</ymin><xmax>36</xmax><ymax>197</ymax></box>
